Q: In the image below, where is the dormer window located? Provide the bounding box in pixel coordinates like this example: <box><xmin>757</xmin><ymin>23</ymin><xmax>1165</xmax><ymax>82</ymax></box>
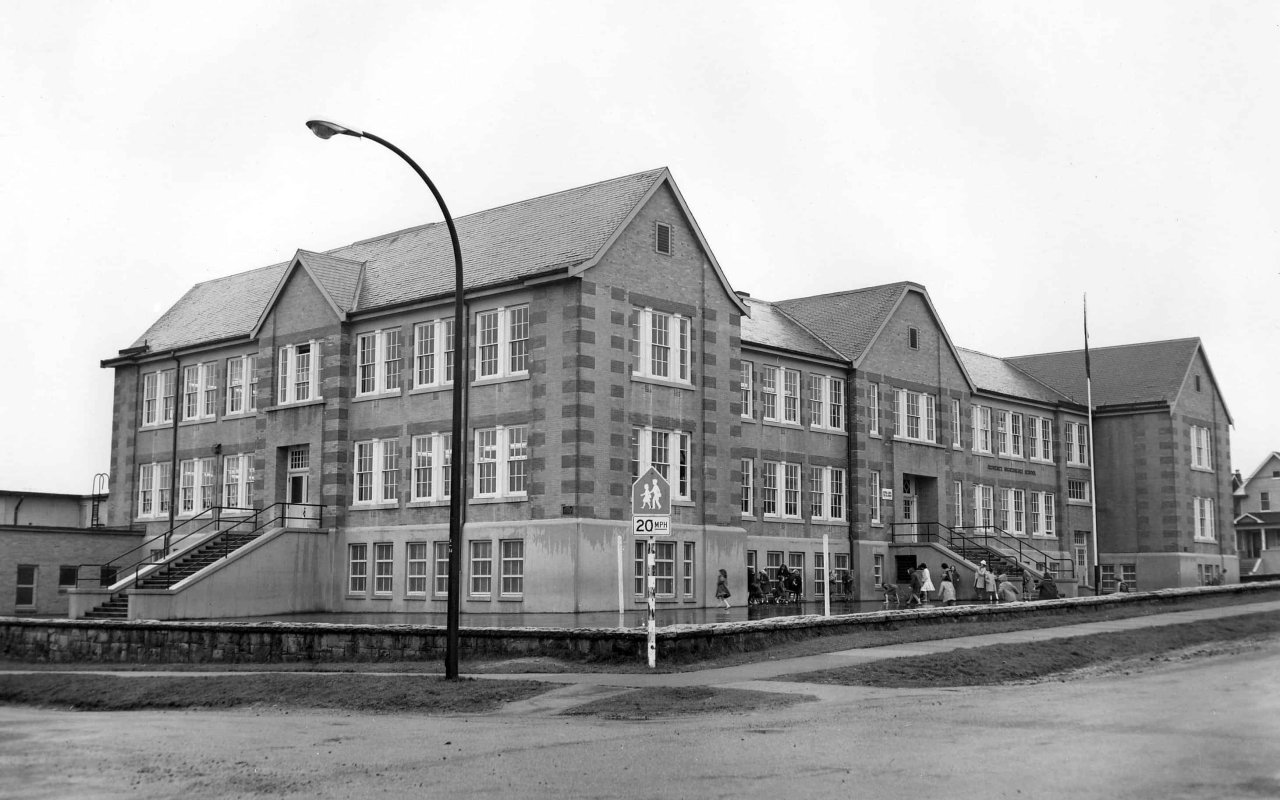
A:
<box><xmin>908</xmin><ymin>327</ymin><xmax>920</xmax><ymax>349</ymax></box>
<box><xmin>655</xmin><ymin>222</ymin><xmax>672</xmax><ymax>255</ymax></box>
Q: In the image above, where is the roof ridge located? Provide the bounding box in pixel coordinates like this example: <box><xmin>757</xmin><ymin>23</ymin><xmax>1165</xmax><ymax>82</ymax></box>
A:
<box><xmin>330</xmin><ymin>167</ymin><xmax>668</xmax><ymax>251</ymax></box>
<box><xmin>1010</xmin><ymin>336</ymin><xmax>1201</xmax><ymax>360</ymax></box>
<box><xmin>775</xmin><ymin>280</ymin><xmax>920</xmax><ymax>305</ymax></box>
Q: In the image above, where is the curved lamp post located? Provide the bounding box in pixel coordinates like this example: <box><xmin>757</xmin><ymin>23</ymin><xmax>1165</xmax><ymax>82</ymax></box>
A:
<box><xmin>306</xmin><ymin>120</ymin><xmax>468</xmax><ymax>679</ymax></box>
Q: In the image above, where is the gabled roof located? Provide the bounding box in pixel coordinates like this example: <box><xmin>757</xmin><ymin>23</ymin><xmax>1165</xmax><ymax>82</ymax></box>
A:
<box><xmin>1243</xmin><ymin>453</ymin><xmax>1280</xmax><ymax>486</ymax></box>
<box><xmin>118</xmin><ymin>168</ymin><xmax>746</xmax><ymax>357</ymax></box>
<box><xmin>956</xmin><ymin>348</ymin><xmax>1075</xmax><ymax>406</ymax></box>
<box><xmin>1008</xmin><ymin>338</ymin><xmax>1231</xmax><ymax>422</ymax></box>
<box><xmin>774</xmin><ymin>282</ymin><xmax>909</xmax><ymax>364</ymax></box>
<box><xmin>1235</xmin><ymin>510</ymin><xmax>1280</xmax><ymax>527</ymax></box>
<box><xmin>739</xmin><ymin>297</ymin><xmax>846</xmax><ymax>363</ymax></box>
<box><xmin>774</xmin><ymin>282</ymin><xmax>975</xmax><ymax>390</ymax></box>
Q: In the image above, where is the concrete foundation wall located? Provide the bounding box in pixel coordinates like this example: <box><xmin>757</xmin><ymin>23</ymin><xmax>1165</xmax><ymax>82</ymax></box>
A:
<box><xmin>129</xmin><ymin>528</ymin><xmax>332</xmax><ymax>620</ymax></box>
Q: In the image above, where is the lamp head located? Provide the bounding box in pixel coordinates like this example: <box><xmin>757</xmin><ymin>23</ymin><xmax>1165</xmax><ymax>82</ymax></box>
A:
<box><xmin>306</xmin><ymin>120</ymin><xmax>363</xmax><ymax>140</ymax></box>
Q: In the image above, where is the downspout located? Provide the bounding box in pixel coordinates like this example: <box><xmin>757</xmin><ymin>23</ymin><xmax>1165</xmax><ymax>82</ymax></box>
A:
<box><xmin>166</xmin><ymin>351</ymin><xmax>182</xmax><ymax>553</ymax></box>
<box><xmin>12</xmin><ymin>495</ymin><xmax>24</xmax><ymax>525</ymax></box>
<box><xmin>846</xmin><ymin>366</ymin><xmax>859</xmax><ymax>598</ymax></box>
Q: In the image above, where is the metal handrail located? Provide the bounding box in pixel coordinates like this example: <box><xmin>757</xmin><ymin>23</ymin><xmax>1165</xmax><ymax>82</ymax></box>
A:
<box><xmin>889</xmin><ymin>521</ymin><xmax>1074</xmax><ymax>578</ymax></box>
<box><xmin>76</xmin><ymin>501</ymin><xmax>325</xmax><ymax>590</ymax></box>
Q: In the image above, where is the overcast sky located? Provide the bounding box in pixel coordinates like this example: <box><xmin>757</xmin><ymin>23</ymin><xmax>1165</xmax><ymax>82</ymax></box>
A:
<box><xmin>2</xmin><ymin>1</ymin><xmax>1276</xmax><ymax>495</ymax></box>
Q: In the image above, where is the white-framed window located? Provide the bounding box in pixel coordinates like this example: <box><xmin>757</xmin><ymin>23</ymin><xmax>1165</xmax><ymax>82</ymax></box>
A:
<box><xmin>413</xmin><ymin>317</ymin><xmax>455</xmax><ymax>388</ymax></box>
<box><xmin>354</xmin><ymin>439</ymin><xmax>400</xmax><ymax>505</ymax></box>
<box><xmin>1010</xmin><ymin>488</ymin><xmax>1025</xmax><ymax>535</ymax></box>
<box><xmin>975</xmin><ymin>484</ymin><xmax>994</xmax><ymax>529</ymax></box>
<box><xmin>15</xmin><ymin>565</ymin><xmax>36</xmax><ymax>608</ymax></box>
<box><xmin>222</xmin><ymin>454</ymin><xmax>255</xmax><ymax>510</ymax></box>
<box><xmin>1191</xmin><ymin>425</ymin><xmax>1213</xmax><ymax>471</ymax></box>
<box><xmin>740</xmin><ymin>458</ymin><xmax>753</xmax><ymax>517</ymax></box>
<box><xmin>356</xmin><ymin>328</ymin><xmax>403</xmax><ymax>396</ymax></box>
<box><xmin>136</xmin><ymin>462</ymin><xmax>172</xmax><ymax>519</ymax></box>
<box><xmin>500</xmin><ymin>539</ymin><xmax>524</xmax><ymax>597</ymax></box>
<box><xmin>868</xmin><ymin>384</ymin><xmax>880</xmax><ymax>435</ymax></box>
<box><xmin>1029</xmin><ymin>491</ymin><xmax>1042</xmax><ymax>535</ymax></box>
<box><xmin>808</xmin><ymin>466</ymin><xmax>846</xmax><ymax>521</ymax></box>
<box><xmin>373</xmin><ymin>542</ymin><xmax>394</xmax><ymax>595</ymax></box>
<box><xmin>761</xmin><ymin>462</ymin><xmax>779</xmax><ymax>517</ymax></box>
<box><xmin>782</xmin><ymin>369</ymin><xmax>801</xmax><ymax>424</ymax></box>
<box><xmin>894</xmin><ymin>388</ymin><xmax>937</xmax><ymax>443</ymax></box>
<box><xmin>277</xmin><ymin>341</ymin><xmax>321</xmax><ymax>405</ymax></box>
<box><xmin>1066</xmin><ymin>421</ymin><xmax>1090</xmax><ymax>466</ymax></box>
<box><xmin>178</xmin><ymin>457</ymin><xmax>216</xmax><ymax>515</ymax></box>
<box><xmin>814</xmin><ymin>552</ymin><xmax>826</xmax><ymax>597</ymax></box>
<box><xmin>997</xmin><ymin>411</ymin><xmax>1024</xmax><ymax>457</ymax></box>
<box><xmin>475</xmin><ymin>304</ymin><xmax>530</xmax><ymax>380</ymax></box>
<box><xmin>406</xmin><ymin>541</ymin><xmax>429</xmax><ymax>596</ymax></box>
<box><xmin>1068</xmin><ymin>478</ymin><xmax>1090</xmax><ymax>503</ymax></box>
<box><xmin>630</xmin><ymin>426</ymin><xmax>691</xmax><ymax>500</ymax></box>
<box><xmin>141</xmin><ymin>368</ymin><xmax>177</xmax><ymax>426</ymax></box>
<box><xmin>633</xmin><ymin>541</ymin><xmax>676</xmax><ymax>597</ymax></box>
<box><xmin>951</xmin><ymin>398</ymin><xmax>962</xmax><ymax>448</ymax></box>
<box><xmin>972</xmin><ymin>406</ymin><xmax>992</xmax><ymax>454</ymax></box>
<box><xmin>740</xmin><ymin>361</ymin><xmax>753</xmax><ymax>418</ymax></box>
<box><xmin>1193</xmin><ymin>497</ymin><xmax>1216</xmax><ymax>541</ymax></box>
<box><xmin>808</xmin><ymin>374</ymin><xmax>845</xmax><ymax>431</ymax></box>
<box><xmin>182</xmin><ymin>362</ymin><xmax>217</xmax><ymax>421</ymax></box>
<box><xmin>433</xmin><ymin>541</ymin><xmax>449</xmax><ymax>597</ymax></box>
<box><xmin>475</xmin><ymin>425</ymin><xmax>529</xmax><ymax>499</ymax></box>
<box><xmin>873</xmin><ymin>553</ymin><xmax>884</xmax><ymax>586</ymax></box>
<box><xmin>1024</xmin><ymin>416</ymin><xmax>1051</xmax><ymax>461</ymax></box>
<box><xmin>347</xmin><ymin>543</ymin><xmax>367</xmax><ymax>594</ymax></box>
<box><xmin>224</xmin><ymin>355</ymin><xmax>258</xmax><ymax>415</ymax></box>
<box><xmin>870</xmin><ymin>470</ymin><xmax>882</xmax><ymax>524</ymax></box>
<box><xmin>1044</xmin><ymin>492</ymin><xmax>1056</xmax><ymax>536</ymax></box>
<box><xmin>783</xmin><ymin>463</ymin><xmax>802</xmax><ymax>517</ymax></box>
<box><xmin>953</xmin><ymin>480</ymin><xmax>964</xmax><ymax>528</ymax></box>
<box><xmin>761</xmin><ymin>365</ymin><xmax>779</xmax><ymax>421</ymax></box>
<box><xmin>682</xmin><ymin>542</ymin><xmax>695</xmax><ymax>598</ymax></box>
<box><xmin>635</xmin><ymin>308</ymin><xmax>691</xmax><ymax>383</ymax></box>
<box><xmin>411</xmin><ymin>433</ymin><xmax>452</xmax><ymax>502</ymax></box>
<box><xmin>470</xmin><ymin>540</ymin><xmax>493</xmax><ymax>596</ymax></box>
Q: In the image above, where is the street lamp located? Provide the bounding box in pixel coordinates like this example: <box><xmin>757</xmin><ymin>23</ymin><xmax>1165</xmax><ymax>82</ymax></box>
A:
<box><xmin>306</xmin><ymin>120</ymin><xmax>469</xmax><ymax>679</ymax></box>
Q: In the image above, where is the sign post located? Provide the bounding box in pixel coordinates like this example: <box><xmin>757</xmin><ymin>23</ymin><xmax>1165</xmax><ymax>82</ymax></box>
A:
<box><xmin>632</xmin><ymin>468</ymin><xmax>672</xmax><ymax>668</ymax></box>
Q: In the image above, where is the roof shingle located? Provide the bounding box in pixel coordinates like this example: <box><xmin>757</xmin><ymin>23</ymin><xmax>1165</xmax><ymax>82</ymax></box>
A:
<box><xmin>774</xmin><ymin>283</ymin><xmax>914</xmax><ymax>362</ymax></box>
<box><xmin>1008</xmin><ymin>338</ymin><xmax>1201</xmax><ymax>408</ymax></box>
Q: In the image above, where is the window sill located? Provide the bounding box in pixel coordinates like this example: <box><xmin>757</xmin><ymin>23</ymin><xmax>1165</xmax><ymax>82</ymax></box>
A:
<box><xmin>349</xmin><ymin>503</ymin><xmax>400</xmax><ymax>511</ymax></box>
<box><xmin>1191</xmin><ymin>466</ymin><xmax>1215</xmax><ymax>474</ymax></box>
<box><xmin>221</xmin><ymin>411</ymin><xmax>257</xmax><ymax>421</ymax></box>
<box><xmin>406</xmin><ymin>500</ymin><xmax>450</xmax><ymax>508</ymax></box>
<box><xmin>869</xmin><ymin>432</ymin><xmax>883</xmax><ymax>439</ymax></box>
<box><xmin>762</xmin><ymin>515</ymin><xmax>804</xmax><ymax>522</ymax></box>
<box><xmin>498</xmin><ymin>595</ymin><xmax>524</xmax><ymax>602</ymax></box>
<box><xmin>179</xmin><ymin>418</ymin><xmax>217</xmax><ymax>427</ymax></box>
<box><xmin>808</xmin><ymin>426</ymin><xmax>847</xmax><ymax>436</ymax></box>
<box><xmin>353</xmin><ymin>391</ymin><xmax>403</xmax><ymax>403</ymax></box>
<box><xmin>472</xmin><ymin>373</ymin><xmax>530</xmax><ymax>388</ymax></box>
<box><xmin>762</xmin><ymin>419</ymin><xmax>804</xmax><ymax>430</ymax></box>
<box><xmin>409</xmin><ymin>383</ymin><xmax>454</xmax><ymax>396</ymax></box>
<box><xmin>893</xmin><ymin>437</ymin><xmax>945</xmax><ymax>449</ymax></box>
<box><xmin>469</xmin><ymin>496</ymin><xmax>528</xmax><ymax>505</ymax></box>
<box><xmin>1066</xmin><ymin>500</ymin><xmax>1092</xmax><ymax>507</ymax></box>
<box><xmin>810</xmin><ymin>518</ymin><xmax>847</xmax><ymax>527</ymax></box>
<box><xmin>631</xmin><ymin>374</ymin><xmax>694</xmax><ymax>391</ymax></box>
<box><xmin>268</xmin><ymin>398</ymin><xmax>325</xmax><ymax>412</ymax></box>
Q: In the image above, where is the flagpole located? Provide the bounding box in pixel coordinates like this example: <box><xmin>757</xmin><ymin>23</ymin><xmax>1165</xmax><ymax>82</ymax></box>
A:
<box><xmin>1084</xmin><ymin>294</ymin><xmax>1101</xmax><ymax>595</ymax></box>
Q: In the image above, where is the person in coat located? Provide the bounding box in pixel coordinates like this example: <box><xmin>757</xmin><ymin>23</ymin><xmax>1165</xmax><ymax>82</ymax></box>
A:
<box><xmin>715</xmin><ymin>568</ymin><xmax>731</xmax><ymax>609</ymax></box>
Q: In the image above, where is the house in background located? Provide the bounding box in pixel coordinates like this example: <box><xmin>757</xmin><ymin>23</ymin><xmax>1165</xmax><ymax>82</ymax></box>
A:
<box><xmin>82</xmin><ymin>168</ymin><xmax>1238</xmax><ymax>621</ymax></box>
<box><xmin>1233</xmin><ymin>452</ymin><xmax>1280</xmax><ymax>579</ymax></box>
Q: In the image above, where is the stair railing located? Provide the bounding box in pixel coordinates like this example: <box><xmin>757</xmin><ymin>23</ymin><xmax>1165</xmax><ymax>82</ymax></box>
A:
<box><xmin>78</xmin><ymin>501</ymin><xmax>326</xmax><ymax>592</ymax></box>
<box><xmin>889</xmin><ymin>522</ymin><xmax>1074</xmax><ymax>578</ymax></box>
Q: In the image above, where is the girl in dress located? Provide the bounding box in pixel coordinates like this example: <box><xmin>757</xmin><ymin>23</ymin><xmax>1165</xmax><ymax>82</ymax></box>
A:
<box><xmin>715</xmin><ymin>568</ymin><xmax>731</xmax><ymax>609</ymax></box>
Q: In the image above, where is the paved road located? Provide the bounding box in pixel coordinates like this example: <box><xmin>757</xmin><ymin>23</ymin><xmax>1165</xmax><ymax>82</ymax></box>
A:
<box><xmin>3</xmin><ymin>601</ymin><xmax>1279</xmax><ymax>799</ymax></box>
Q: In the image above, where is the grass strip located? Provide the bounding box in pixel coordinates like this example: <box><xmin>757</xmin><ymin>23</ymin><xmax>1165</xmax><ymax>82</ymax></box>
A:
<box><xmin>0</xmin><ymin>673</ymin><xmax>547</xmax><ymax>713</ymax></box>
<box><xmin>779</xmin><ymin>611</ymin><xmax>1280</xmax><ymax>687</ymax></box>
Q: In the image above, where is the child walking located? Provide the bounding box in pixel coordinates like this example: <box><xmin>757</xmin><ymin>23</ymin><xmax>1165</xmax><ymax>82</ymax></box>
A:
<box><xmin>716</xmin><ymin>568</ymin><xmax>731</xmax><ymax>609</ymax></box>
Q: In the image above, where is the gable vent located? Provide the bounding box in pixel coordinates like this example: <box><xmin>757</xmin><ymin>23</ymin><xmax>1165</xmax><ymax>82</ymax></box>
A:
<box><xmin>655</xmin><ymin>222</ymin><xmax>672</xmax><ymax>255</ymax></box>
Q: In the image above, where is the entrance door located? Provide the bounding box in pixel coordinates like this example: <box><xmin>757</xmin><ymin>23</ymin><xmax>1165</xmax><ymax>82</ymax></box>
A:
<box><xmin>285</xmin><ymin>446</ymin><xmax>318</xmax><ymax>527</ymax></box>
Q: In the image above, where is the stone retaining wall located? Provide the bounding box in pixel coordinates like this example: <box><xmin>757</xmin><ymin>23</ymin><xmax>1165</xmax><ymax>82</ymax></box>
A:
<box><xmin>3</xmin><ymin>582</ymin><xmax>1277</xmax><ymax>665</ymax></box>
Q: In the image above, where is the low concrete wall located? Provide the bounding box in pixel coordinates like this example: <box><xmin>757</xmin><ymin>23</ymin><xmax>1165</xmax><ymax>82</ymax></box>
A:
<box><xmin>3</xmin><ymin>581</ymin><xmax>1277</xmax><ymax>665</ymax></box>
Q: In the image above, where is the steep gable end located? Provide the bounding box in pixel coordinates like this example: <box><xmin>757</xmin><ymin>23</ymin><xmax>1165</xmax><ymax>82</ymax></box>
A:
<box><xmin>250</xmin><ymin>250</ymin><xmax>364</xmax><ymax>338</ymax></box>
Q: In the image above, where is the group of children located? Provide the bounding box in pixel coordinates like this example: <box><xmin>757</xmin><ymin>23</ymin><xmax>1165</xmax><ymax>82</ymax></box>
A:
<box><xmin>885</xmin><ymin>560</ymin><xmax>1045</xmax><ymax>607</ymax></box>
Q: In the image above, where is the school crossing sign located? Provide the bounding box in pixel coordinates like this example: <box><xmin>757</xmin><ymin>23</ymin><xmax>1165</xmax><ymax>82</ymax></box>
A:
<box><xmin>631</xmin><ymin>468</ymin><xmax>672</xmax><ymax>536</ymax></box>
